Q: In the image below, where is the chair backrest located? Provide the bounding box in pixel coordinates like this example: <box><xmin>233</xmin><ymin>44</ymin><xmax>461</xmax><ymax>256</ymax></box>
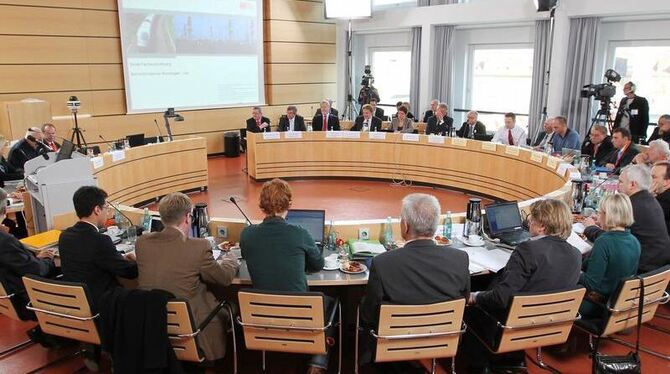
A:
<box><xmin>166</xmin><ymin>301</ymin><xmax>204</xmax><ymax>363</ymax></box>
<box><xmin>374</xmin><ymin>298</ymin><xmax>466</xmax><ymax>363</ymax></box>
<box><xmin>238</xmin><ymin>290</ymin><xmax>327</xmax><ymax>355</ymax></box>
<box><xmin>497</xmin><ymin>287</ymin><xmax>585</xmax><ymax>354</ymax></box>
<box><xmin>602</xmin><ymin>266</ymin><xmax>670</xmax><ymax>336</ymax></box>
<box><xmin>0</xmin><ymin>282</ymin><xmax>21</xmax><ymax>321</ymax></box>
<box><xmin>22</xmin><ymin>275</ymin><xmax>100</xmax><ymax>345</ymax></box>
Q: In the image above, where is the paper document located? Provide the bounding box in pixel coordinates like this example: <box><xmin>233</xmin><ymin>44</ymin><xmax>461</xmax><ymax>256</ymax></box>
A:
<box><xmin>567</xmin><ymin>231</ymin><xmax>592</xmax><ymax>254</ymax></box>
<box><xmin>458</xmin><ymin>246</ymin><xmax>511</xmax><ymax>273</ymax></box>
<box><xmin>348</xmin><ymin>240</ymin><xmax>386</xmax><ymax>257</ymax></box>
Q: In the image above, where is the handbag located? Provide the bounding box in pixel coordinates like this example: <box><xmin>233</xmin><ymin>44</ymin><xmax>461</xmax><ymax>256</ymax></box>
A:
<box><xmin>592</xmin><ymin>276</ymin><xmax>644</xmax><ymax>374</ymax></box>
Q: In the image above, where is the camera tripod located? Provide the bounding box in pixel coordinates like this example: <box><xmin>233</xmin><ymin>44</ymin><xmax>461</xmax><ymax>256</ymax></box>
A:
<box><xmin>70</xmin><ymin>110</ymin><xmax>87</xmax><ymax>148</ymax></box>
<box><xmin>581</xmin><ymin>99</ymin><xmax>614</xmax><ymax>149</ymax></box>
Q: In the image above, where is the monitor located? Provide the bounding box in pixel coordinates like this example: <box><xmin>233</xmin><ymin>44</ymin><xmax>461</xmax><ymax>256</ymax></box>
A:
<box><xmin>485</xmin><ymin>202</ymin><xmax>523</xmax><ymax>235</ymax></box>
<box><xmin>127</xmin><ymin>133</ymin><xmax>145</xmax><ymax>148</ymax></box>
<box><xmin>150</xmin><ymin>216</ymin><xmax>164</xmax><ymax>233</ymax></box>
<box><xmin>285</xmin><ymin>209</ymin><xmax>326</xmax><ymax>244</ymax></box>
<box><xmin>56</xmin><ymin>139</ymin><xmax>75</xmax><ymax>162</ymax></box>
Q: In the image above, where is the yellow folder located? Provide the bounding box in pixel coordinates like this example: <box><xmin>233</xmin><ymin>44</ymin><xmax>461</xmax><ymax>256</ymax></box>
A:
<box><xmin>20</xmin><ymin>230</ymin><xmax>61</xmax><ymax>251</ymax></box>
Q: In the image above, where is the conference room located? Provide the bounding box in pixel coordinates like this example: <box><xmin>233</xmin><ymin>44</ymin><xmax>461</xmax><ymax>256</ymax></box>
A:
<box><xmin>2</xmin><ymin>0</ymin><xmax>670</xmax><ymax>373</ymax></box>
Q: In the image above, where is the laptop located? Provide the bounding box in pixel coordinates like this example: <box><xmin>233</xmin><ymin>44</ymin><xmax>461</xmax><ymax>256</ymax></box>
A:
<box><xmin>485</xmin><ymin>202</ymin><xmax>530</xmax><ymax>246</ymax></box>
<box><xmin>56</xmin><ymin>139</ymin><xmax>75</xmax><ymax>162</ymax></box>
<box><xmin>285</xmin><ymin>209</ymin><xmax>326</xmax><ymax>246</ymax></box>
<box><xmin>126</xmin><ymin>133</ymin><xmax>145</xmax><ymax>148</ymax></box>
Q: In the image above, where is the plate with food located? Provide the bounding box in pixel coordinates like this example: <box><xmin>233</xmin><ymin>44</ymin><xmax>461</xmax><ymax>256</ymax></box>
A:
<box><xmin>434</xmin><ymin>235</ymin><xmax>451</xmax><ymax>245</ymax></box>
<box><xmin>340</xmin><ymin>260</ymin><xmax>367</xmax><ymax>274</ymax></box>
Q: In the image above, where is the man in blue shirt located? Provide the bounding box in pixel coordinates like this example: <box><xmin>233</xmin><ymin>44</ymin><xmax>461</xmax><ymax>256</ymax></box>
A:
<box><xmin>550</xmin><ymin>116</ymin><xmax>581</xmax><ymax>153</ymax></box>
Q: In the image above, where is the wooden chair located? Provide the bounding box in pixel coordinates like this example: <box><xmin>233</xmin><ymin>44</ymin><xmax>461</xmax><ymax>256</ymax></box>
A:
<box><xmin>167</xmin><ymin>299</ymin><xmax>238</xmax><ymax>373</ymax></box>
<box><xmin>575</xmin><ymin>266</ymin><xmax>670</xmax><ymax>361</ymax></box>
<box><xmin>22</xmin><ymin>274</ymin><xmax>101</xmax><ymax>345</ymax></box>
<box><xmin>0</xmin><ymin>282</ymin><xmax>34</xmax><ymax>357</ymax></box>
<box><xmin>468</xmin><ymin>287</ymin><xmax>586</xmax><ymax>373</ymax></box>
<box><xmin>354</xmin><ymin>298</ymin><xmax>467</xmax><ymax>374</ymax></box>
<box><xmin>236</xmin><ymin>290</ymin><xmax>341</xmax><ymax>373</ymax></box>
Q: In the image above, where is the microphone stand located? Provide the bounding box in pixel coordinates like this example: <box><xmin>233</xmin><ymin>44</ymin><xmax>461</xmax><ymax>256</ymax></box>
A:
<box><xmin>107</xmin><ymin>200</ymin><xmax>141</xmax><ymax>238</ymax></box>
<box><xmin>228</xmin><ymin>197</ymin><xmax>252</xmax><ymax>225</ymax></box>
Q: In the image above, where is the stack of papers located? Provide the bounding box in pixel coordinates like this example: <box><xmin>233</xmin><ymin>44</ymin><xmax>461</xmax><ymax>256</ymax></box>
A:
<box><xmin>457</xmin><ymin>246</ymin><xmax>511</xmax><ymax>274</ymax></box>
<box><xmin>567</xmin><ymin>231</ymin><xmax>592</xmax><ymax>254</ymax></box>
<box><xmin>20</xmin><ymin>230</ymin><xmax>61</xmax><ymax>251</ymax></box>
<box><xmin>347</xmin><ymin>240</ymin><xmax>386</xmax><ymax>257</ymax></box>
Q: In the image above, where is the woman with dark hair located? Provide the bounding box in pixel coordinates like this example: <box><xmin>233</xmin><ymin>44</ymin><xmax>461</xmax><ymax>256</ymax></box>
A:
<box><xmin>391</xmin><ymin>105</ymin><xmax>414</xmax><ymax>133</ymax></box>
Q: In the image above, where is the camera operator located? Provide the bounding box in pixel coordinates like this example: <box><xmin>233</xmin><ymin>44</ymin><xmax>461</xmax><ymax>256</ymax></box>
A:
<box><xmin>614</xmin><ymin>82</ymin><xmax>649</xmax><ymax>144</ymax></box>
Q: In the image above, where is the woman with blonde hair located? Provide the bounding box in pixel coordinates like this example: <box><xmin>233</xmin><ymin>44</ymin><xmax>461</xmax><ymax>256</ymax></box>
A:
<box><xmin>579</xmin><ymin>194</ymin><xmax>640</xmax><ymax>317</ymax></box>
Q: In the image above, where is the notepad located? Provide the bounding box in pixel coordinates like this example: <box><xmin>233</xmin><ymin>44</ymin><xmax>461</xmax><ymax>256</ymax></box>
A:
<box><xmin>347</xmin><ymin>240</ymin><xmax>386</xmax><ymax>257</ymax></box>
<box><xmin>457</xmin><ymin>246</ymin><xmax>511</xmax><ymax>273</ymax></box>
<box><xmin>20</xmin><ymin>230</ymin><xmax>62</xmax><ymax>251</ymax></box>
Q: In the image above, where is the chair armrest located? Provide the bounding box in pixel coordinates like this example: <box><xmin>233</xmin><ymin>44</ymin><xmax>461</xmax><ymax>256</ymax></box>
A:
<box><xmin>608</xmin><ymin>291</ymin><xmax>670</xmax><ymax>313</ymax></box>
<box><xmin>197</xmin><ymin>299</ymin><xmax>229</xmax><ymax>332</ymax></box>
<box><xmin>25</xmin><ymin>302</ymin><xmax>99</xmax><ymax>321</ymax></box>
<box><xmin>370</xmin><ymin>321</ymin><xmax>467</xmax><ymax>341</ymax></box>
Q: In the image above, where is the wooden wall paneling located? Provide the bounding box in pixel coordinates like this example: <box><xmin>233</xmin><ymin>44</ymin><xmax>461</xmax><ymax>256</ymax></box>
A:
<box><xmin>266</xmin><ymin>83</ymin><xmax>336</xmax><ymax>105</ymax></box>
<box><xmin>0</xmin><ymin>1</ymin><xmax>117</xmax><ymax>10</ymax></box>
<box><xmin>0</xmin><ymin>36</ymin><xmax>121</xmax><ymax>64</ymax></box>
<box><xmin>264</xmin><ymin>20</ymin><xmax>336</xmax><ymax>44</ymax></box>
<box><xmin>266</xmin><ymin>63</ymin><xmax>336</xmax><ymax>84</ymax></box>
<box><xmin>0</xmin><ymin>5</ymin><xmax>119</xmax><ymax>37</ymax></box>
<box><xmin>0</xmin><ymin>64</ymin><xmax>123</xmax><ymax>93</ymax></box>
<box><xmin>265</xmin><ymin>42</ymin><xmax>336</xmax><ymax>63</ymax></box>
<box><xmin>265</xmin><ymin>0</ymin><xmax>331</xmax><ymax>23</ymax></box>
<box><xmin>0</xmin><ymin>90</ymin><xmax>125</xmax><ymax>117</ymax></box>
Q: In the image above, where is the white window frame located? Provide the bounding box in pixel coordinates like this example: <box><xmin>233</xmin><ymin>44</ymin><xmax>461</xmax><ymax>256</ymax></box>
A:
<box><xmin>368</xmin><ymin>46</ymin><xmax>412</xmax><ymax>107</ymax></box>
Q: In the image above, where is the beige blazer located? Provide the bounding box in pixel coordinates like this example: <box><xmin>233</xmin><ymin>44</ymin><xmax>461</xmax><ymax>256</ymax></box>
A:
<box><xmin>391</xmin><ymin>117</ymin><xmax>415</xmax><ymax>133</ymax></box>
<box><xmin>135</xmin><ymin>226</ymin><xmax>239</xmax><ymax>361</ymax></box>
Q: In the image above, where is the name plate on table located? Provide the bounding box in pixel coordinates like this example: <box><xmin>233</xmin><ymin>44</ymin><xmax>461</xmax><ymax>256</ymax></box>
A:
<box><xmin>481</xmin><ymin>142</ymin><xmax>496</xmax><ymax>151</ymax></box>
<box><xmin>402</xmin><ymin>133</ymin><xmax>420</xmax><ymax>142</ymax></box>
<box><xmin>530</xmin><ymin>152</ymin><xmax>544</xmax><ymax>163</ymax></box>
<box><xmin>569</xmin><ymin>170</ymin><xmax>582</xmax><ymax>180</ymax></box>
<box><xmin>451</xmin><ymin>137</ymin><xmax>467</xmax><ymax>147</ymax></box>
<box><xmin>111</xmin><ymin>150</ymin><xmax>125</xmax><ymax>162</ymax></box>
<box><xmin>91</xmin><ymin>156</ymin><xmax>104</xmax><ymax>169</ymax></box>
<box><xmin>428</xmin><ymin>135</ymin><xmax>445</xmax><ymax>144</ymax></box>
<box><xmin>262</xmin><ymin>132</ymin><xmax>280</xmax><ymax>140</ymax></box>
<box><xmin>557</xmin><ymin>162</ymin><xmax>571</xmax><ymax>177</ymax></box>
<box><xmin>504</xmin><ymin>146</ymin><xmax>520</xmax><ymax>156</ymax></box>
<box><xmin>368</xmin><ymin>132</ymin><xmax>386</xmax><ymax>140</ymax></box>
<box><xmin>341</xmin><ymin>131</ymin><xmax>361</xmax><ymax>139</ymax></box>
<box><xmin>283</xmin><ymin>131</ymin><xmax>302</xmax><ymax>139</ymax></box>
<box><xmin>326</xmin><ymin>131</ymin><xmax>342</xmax><ymax>138</ymax></box>
<box><xmin>546</xmin><ymin>157</ymin><xmax>558</xmax><ymax>169</ymax></box>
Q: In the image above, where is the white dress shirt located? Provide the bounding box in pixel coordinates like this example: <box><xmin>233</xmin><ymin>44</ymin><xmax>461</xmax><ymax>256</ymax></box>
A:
<box><xmin>288</xmin><ymin>117</ymin><xmax>295</xmax><ymax>131</ymax></box>
<box><xmin>492</xmin><ymin>125</ymin><xmax>528</xmax><ymax>146</ymax></box>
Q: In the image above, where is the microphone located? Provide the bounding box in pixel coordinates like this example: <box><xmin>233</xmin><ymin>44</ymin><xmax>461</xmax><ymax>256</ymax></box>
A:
<box><xmin>98</xmin><ymin>135</ymin><xmax>115</xmax><ymax>150</ymax></box>
<box><xmin>228</xmin><ymin>197</ymin><xmax>252</xmax><ymax>225</ymax></box>
<box><xmin>27</xmin><ymin>135</ymin><xmax>51</xmax><ymax>156</ymax></box>
<box><xmin>154</xmin><ymin>119</ymin><xmax>163</xmax><ymax>141</ymax></box>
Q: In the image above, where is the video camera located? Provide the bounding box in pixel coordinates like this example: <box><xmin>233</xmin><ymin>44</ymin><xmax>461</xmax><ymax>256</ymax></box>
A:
<box><xmin>361</xmin><ymin>65</ymin><xmax>374</xmax><ymax>87</ymax></box>
<box><xmin>580</xmin><ymin>69</ymin><xmax>621</xmax><ymax>102</ymax></box>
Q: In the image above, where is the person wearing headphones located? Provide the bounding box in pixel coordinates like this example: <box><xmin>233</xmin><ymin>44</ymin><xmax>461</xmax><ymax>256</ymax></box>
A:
<box><xmin>7</xmin><ymin>127</ymin><xmax>47</xmax><ymax>171</ymax></box>
<box><xmin>614</xmin><ymin>81</ymin><xmax>649</xmax><ymax>144</ymax></box>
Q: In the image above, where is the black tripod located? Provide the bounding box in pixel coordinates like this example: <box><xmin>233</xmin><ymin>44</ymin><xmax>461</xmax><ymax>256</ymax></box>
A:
<box><xmin>70</xmin><ymin>110</ymin><xmax>87</xmax><ymax>148</ymax></box>
<box><xmin>581</xmin><ymin>99</ymin><xmax>614</xmax><ymax>150</ymax></box>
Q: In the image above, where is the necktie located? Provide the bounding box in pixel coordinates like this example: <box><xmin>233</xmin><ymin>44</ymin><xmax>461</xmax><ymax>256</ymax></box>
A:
<box><xmin>256</xmin><ymin>119</ymin><xmax>261</xmax><ymax>130</ymax></box>
<box><xmin>508</xmin><ymin>129</ymin><xmax>514</xmax><ymax>145</ymax></box>
<box><xmin>469</xmin><ymin>125</ymin><xmax>474</xmax><ymax>138</ymax></box>
<box><xmin>615</xmin><ymin>149</ymin><xmax>624</xmax><ymax>167</ymax></box>
<box><xmin>322</xmin><ymin>115</ymin><xmax>328</xmax><ymax>131</ymax></box>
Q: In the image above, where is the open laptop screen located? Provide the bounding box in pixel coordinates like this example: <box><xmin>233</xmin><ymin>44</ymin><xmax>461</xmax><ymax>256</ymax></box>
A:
<box><xmin>485</xmin><ymin>202</ymin><xmax>523</xmax><ymax>235</ymax></box>
<box><xmin>285</xmin><ymin>209</ymin><xmax>325</xmax><ymax>244</ymax></box>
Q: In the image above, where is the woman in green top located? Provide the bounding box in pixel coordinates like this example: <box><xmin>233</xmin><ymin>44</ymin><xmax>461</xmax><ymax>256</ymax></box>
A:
<box><xmin>579</xmin><ymin>193</ymin><xmax>640</xmax><ymax>318</ymax></box>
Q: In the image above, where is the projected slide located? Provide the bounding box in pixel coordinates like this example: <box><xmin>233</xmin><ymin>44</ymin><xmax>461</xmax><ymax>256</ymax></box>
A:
<box><xmin>118</xmin><ymin>0</ymin><xmax>264</xmax><ymax>113</ymax></box>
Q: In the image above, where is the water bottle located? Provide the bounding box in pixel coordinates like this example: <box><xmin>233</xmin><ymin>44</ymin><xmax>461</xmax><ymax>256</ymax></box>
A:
<box><xmin>142</xmin><ymin>208</ymin><xmax>152</xmax><ymax>232</ymax></box>
<box><xmin>114</xmin><ymin>209</ymin><xmax>123</xmax><ymax>226</ymax></box>
<box><xmin>307</xmin><ymin>123</ymin><xmax>313</xmax><ymax>132</ymax></box>
<box><xmin>443</xmin><ymin>211</ymin><xmax>452</xmax><ymax>239</ymax></box>
<box><xmin>383</xmin><ymin>217</ymin><xmax>393</xmax><ymax>247</ymax></box>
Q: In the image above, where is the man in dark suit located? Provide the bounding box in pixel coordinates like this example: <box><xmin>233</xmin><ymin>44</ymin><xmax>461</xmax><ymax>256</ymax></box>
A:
<box><xmin>465</xmin><ymin>199</ymin><xmax>581</xmax><ymax>372</ymax></box>
<box><xmin>312</xmin><ymin>100</ymin><xmax>340</xmax><ymax>131</ymax></box>
<box><xmin>314</xmin><ymin>99</ymin><xmax>338</xmax><ymax>118</ymax></box>
<box><xmin>58</xmin><ymin>186</ymin><xmax>138</xmax><ymax>307</ymax></box>
<box><xmin>246</xmin><ymin>106</ymin><xmax>271</xmax><ymax>133</ymax></box>
<box><xmin>359</xmin><ymin>98</ymin><xmax>384</xmax><ymax>120</ymax></box>
<box><xmin>41</xmin><ymin>123</ymin><xmax>61</xmax><ymax>152</ymax></box>
<box><xmin>0</xmin><ymin>188</ymin><xmax>56</xmax><ymax>321</ymax></box>
<box><xmin>351</xmin><ymin>104</ymin><xmax>383</xmax><ymax>132</ymax></box>
<box><xmin>425</xmin><ymin>102</ymin><xmax>454</xmax><ymax>136</ymax></box>
<box><xmin>532</xmin><ymin>118</ymin><xmax>555</xmax><ymax>149</ymax></box>
<box><xmin>277</xmin><ymin>105</ymin><xmax>306</xmax><ymax>132</ymax></box>
<box><xmin>614</xmin><ymin>82</ymin><xmax>649</xmax><ymax>143</ymax></box>
<box><xmin>581</xmin><ymin>125</ymin><xmax>614</xmax><ymax>166</ymax></box>
<box><xmin>360</xmin><ymin>193</ymin><xmax>470</xmax><ymax>368</ymax></box>
<box><xmin>456</xmin><ymin>110</ymin><xmax>487</xmax><ymax>139</ymax></box>
<box><xmin>651</xmin><ymin>161</ymin><xmax>670</xmax><ymax>237</ymax></box>
<box><xmin>603</xmin><ymin>127</ymin><xmax>639</xmax><ymax>174</ymax></box>
<box><xmin>422</xmin><ymin>99</ymin><xmax>439</xmax><ymax>123</ymax></box>
<box><xmin>8</xmin><ymin>127</ymin><xmax>47</xmax><ymax>171</ymax></box>
<box><xmin>585</xmin><ymin>164</ymin><xmax>670</xmax><ymax>273</ymax></box>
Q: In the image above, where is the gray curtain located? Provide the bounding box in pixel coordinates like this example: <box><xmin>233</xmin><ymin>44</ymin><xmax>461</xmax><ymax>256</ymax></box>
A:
<box><xmin>561</xmin><ymin>17</ymin><xmax>601</xmax><ymax>139</ymax></box>
<box><xmin>431</xmin><ymin>25</ymin><xmax>455</xmax><ymax>111</ymax></box>
<box><xmin>409</xmin><ymin>27</ymin><xmax>422</xmax><ymax>113</ymax></box>
<box><xmin>528</xmin><ymin>19</ymin><xmax>551</xmax><ymax>141</ymax></box>
<box><xmin>417</xmin><ymin>0</ymin><xmax>458</xmax><ymax>5</ymax></box>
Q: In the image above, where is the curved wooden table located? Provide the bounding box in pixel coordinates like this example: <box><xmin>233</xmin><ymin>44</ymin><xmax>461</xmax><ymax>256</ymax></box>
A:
<box><xmin>94</xmin><ymin>138</ymin><xmax>208</xmax><ymax>206</ymax></box>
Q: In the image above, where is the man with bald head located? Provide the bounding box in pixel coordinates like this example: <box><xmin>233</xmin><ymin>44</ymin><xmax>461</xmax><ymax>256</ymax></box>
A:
<box><xmin>8</xmin><ymin>127</ymin><xmax>46</xmax><ymax>170</ymax></box>
<box><xmin>533</xmin><ymin>118</ymin><xmax>555</xmax><ymax>150</ymax></box>
<box><xmin>581</xmin><ymin>125</ymin><xmax>614</xmax><ymax>166</ymax></box>
<box><xmin>456</xmin><ymin>111</ymin><xmax>486</xmax><ymax>139</ymax></box>
<box><xmin>423</xmin><ymin>99</ymin><xmax>439</xmax><ymax>123</ymax></box>
<box><xmin>312</xmin><ymin>100</ymin><xmax>340</xmax><ymax>131</ymax></box>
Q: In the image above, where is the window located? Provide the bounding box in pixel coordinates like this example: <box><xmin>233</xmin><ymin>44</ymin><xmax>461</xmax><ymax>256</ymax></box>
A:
<box><xmin>607</xmin><ymin>44</ymin><xmax>670</xmax><ymax>124</ymax></box>
<box><xmin>372</xmin><ymin>0</ymin><xmax>416</xmax><ymax>11</ymax></box>
<box><xmin>370</xmin><ymin>49</ymin><xmax>411</xmax><ymax>111</ymax></box>
<box><xmin>467</xmin><ymin>45</ymin><xmax>534</xmax><ymax>131</ymax></box>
